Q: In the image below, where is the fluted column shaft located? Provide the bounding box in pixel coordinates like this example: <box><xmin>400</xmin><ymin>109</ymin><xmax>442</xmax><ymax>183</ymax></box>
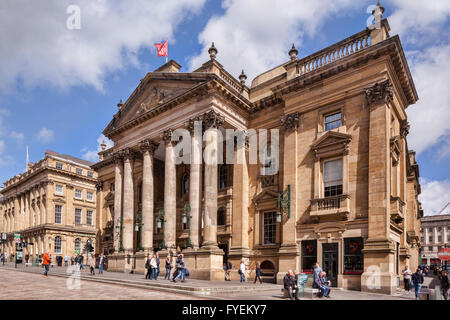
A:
<box><xmin>141</xmin><ymin>140</ymin><xmax>158</xmax><ymax>252</ymax></box>
<box><xmin>113</xmin><ymin>156</ymin><xmax>123</xmax><ymax>252</ymax></box>
<box><xmin>163</xmin><ymin>130</ymin><xmax>177</xmax><ymax>249</ymax></box>
<box><xmin>189</xmin><ymin>124</ymin><xmax>202</xmax><ymax>249</ymax></box>
<box><xmin>203</xmin><ymin>128</ymin><xmax>218</xmax><ymax>247</ymax></box>
<box><xmin>122</xmin><ymin>152</ymin><xmax>135</xmax><ymax>252</ymax></box>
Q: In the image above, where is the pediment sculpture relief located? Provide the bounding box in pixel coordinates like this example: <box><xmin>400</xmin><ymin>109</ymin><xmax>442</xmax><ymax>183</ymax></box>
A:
<box><xmin>137</xmin><ymin>87</ymin><xmax>176</xmax><ymax>115</ymax></box>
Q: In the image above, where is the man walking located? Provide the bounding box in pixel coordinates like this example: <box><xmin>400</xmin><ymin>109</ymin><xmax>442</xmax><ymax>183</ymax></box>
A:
<box><xmin>313</xmin><ymin>262</ymin><xmax>323</xmax><ymax>289</ymax></box>
<box><xmin>173</xmin><ymin>254</ymin><xmax>186</xmax><ymax>283</ymax></box>
<box><xmin>402</xmin><ymin>265</ymin><xmax>412</xmax><ymax>292</ymax></box>
<box><xmin>412</xmin><ymin>267</ymin><xmax>424</xmax><ymax>300</ymax></box>
<box><xmin>239</xmin><ymin>259</ymin><xmax>246</xmax><ymax>283</ymax></box>
<box><xmin>64</xmin><ymin>255</ymin><xmax>69</xmax><ymax>267</ymax></box>
<box><xmin>42</xmin><ymin>251</ymin><xmax>51</xmax><ymax>276</ymax></box>
<box><xmin>98</xmin><ymin>253</ymin><xmax>105</xmax><ymax>274</ymax></box>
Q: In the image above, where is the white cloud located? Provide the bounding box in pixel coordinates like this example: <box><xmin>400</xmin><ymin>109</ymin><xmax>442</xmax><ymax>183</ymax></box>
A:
<box><xmin>388</xmin><ymin>0</ymin><xmax>450</xmax><ymax>44</ymax></box>
<box><xmin>36</xmin><ymin>127</ymin><xmax>54</xmax><ymax>143</ymax></box>
<box><xmin>419</xmin><ymin>178</ymin><xmax>450</xmax><ymax>215</ymax></box>
<box><xmin>188</xmin><ymin>0</ymin><xmax>357</xmax><ymax>82</ymax></box>
<box><xmin>406</xmin><ymin>45</ymin><xmax>450</xmax><ymax>155</ymax></box>
<box><xmin>0</xmin><ymin>0</ymin><xmax>206</xmax><ymax>92</ymax></box>
<box><xmin>10</xmin><ymin>131</ymin><xmax>24</xmax><ymax>143</ymax></box>
<box><xmin>81</xmin><ymin>134</ymin><xmax>114</xmax><ymax>162</ymax></box>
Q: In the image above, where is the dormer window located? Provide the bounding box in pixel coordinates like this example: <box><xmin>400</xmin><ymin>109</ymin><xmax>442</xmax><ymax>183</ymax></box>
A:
<box><xmin>324</xmin><ymin>112</ymin><xmax>341</xmax><ymax>131</ymax></box>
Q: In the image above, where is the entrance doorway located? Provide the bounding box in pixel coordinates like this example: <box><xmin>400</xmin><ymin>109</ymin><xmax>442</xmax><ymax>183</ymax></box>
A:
<box><xmin>218</xmin><ymin>243</ymin><xmax>228</xmax><ymax>264</ymax></box>
<box><xmin>322</xmin><ymin>243</ymin><xmax>338</xmax><ymax>287</ymax></box>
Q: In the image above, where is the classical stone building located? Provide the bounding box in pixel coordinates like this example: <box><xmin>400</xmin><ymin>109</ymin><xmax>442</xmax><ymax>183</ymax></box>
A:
<box><xmin>420</xmin><ymin>214</ymin><xmax>450</xmax><ymax>266</ymax></box>
<box><xmin>93</xmin><ymin>5</ymin><xmax>421</xmax><ymax>293</ymax></box>
<box><xmin>0</xmin><ymin>151</ymin><xmax>98</xmax><ymax>261</ymax></box>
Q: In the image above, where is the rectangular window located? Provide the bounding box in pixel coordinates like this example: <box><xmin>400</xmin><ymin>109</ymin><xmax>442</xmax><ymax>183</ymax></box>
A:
<box><xmin>429</xmin><ymin>236</ymin><xmax>433</xmax><ymax>242</ymax></box>
<box><xmin>86</xmin><ymin>192</ymin><xmax>93</xmax><ymax>201</ymax></box>
<box><xmin>429</xmin><ymin>246</ymin><xmax>433</xmax><ymax>251</ymax></box>
<box><xmin>344</xmin><ymin>237</ymin><xmax>364</xmax><ymax>274</ymax></box>
<box><xmin>301</xmin><ymin>240</ymin><xmax>317</xmax><ymax>273</ymax></box>
<box><xmin>55</xmin><ymin>162</ymin><xmax>63</xmax><ymax>170</ymax></box>
<box><xmin>76</xmin><ymin>168</ymin><xmax>83</xmax><ymax>175</ymax></box>
<box><xmin>438</xmin><ymin>236</ymin><xmax>442</xmax><ymax>242</ymax></box>
<box><xmin>55</xmin><ymin>205</ymin><xmax>62</xmax><ymax>224</ymax></box>
<box><xmin>87</xmin><ymin>171</ymin><xmax>94</xmax><ymax>178</ymax></box>
<box><xmin>323</xmin><ymin>159</ymin><xmax>343</xmax><ymax>197</ymax></box>
<box><xmin>110</xmin><ymin>183</ymin><xmax>115</xmax><ymax>191</ymax></box>
<box><xmin>86</xmin><ymin>210</ymin><xmax>93</xmax><ymax>226</ymax></box>
<box><xmin>263</xmin><ymin>212</ymin><xmax>276</xmax><ymax>245</ymax></box>
<box><xmin>324</xmin><ymin>112</ymin><xmax>341</xmax><ymax>131</ymax></box>
<box><xmin>55</xmin><ymin>184</ymin><xmax>63</xmax><ymax>195</ymax></box>
<box><xmin>75</xmin><ymin>189</ymin><xmax>82</xmax><ymax>199</ymax></box>
<box><xmin>75</xmin><ymin>209</ymin><xmax>82</xmax><ymax>226</ymax></box>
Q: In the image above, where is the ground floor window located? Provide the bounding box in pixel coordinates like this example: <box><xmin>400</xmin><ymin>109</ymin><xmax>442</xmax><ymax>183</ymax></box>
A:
<box><xmin>343</xmin><ymin>237</ymin><xmax>364</xmax><ymax>274</ymax></box>
<box><xmin>301</xmin><ymin>240</ymin><xmax>317</xmax><ymax>273</ymax></box>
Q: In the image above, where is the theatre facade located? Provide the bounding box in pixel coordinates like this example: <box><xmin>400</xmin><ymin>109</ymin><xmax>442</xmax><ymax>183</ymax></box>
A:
<box><xmin>92</xmin><ymin>8</ymin><xmax>422</xmax><ymax>293</ymax></box>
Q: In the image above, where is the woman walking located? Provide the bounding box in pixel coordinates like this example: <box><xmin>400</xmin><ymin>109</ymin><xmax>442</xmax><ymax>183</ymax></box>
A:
<box><xmin>254</xmin><ymin>262</ymin><xmax>262</xmax><ymax>284</ymax></box>
<box><xmin>165</xmin><ymin>255</ymin><xmax>173</xmax><ymax>280</ymax></box>
<box><xmin>88</xmin><ymin>253</ymin><xmax>96</xmax><ymax>276</ymax></box>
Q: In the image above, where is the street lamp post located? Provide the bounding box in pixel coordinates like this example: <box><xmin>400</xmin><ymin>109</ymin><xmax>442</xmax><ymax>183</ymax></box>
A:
<box><xmin>115</xmin><ymin>217</ymin><xmax>124</xmax><ymax>252</ymax></box>
<box><xmin>135</xmin><ymin>212</ymin><xmax>143</xmax><ymax>252</ymax></box>
<box><xmin>157</xmin><ymin>209</ymin><xmax>167</xmax><ymax>250</ymax></box>
<box><xmin>182</xmin><ymin>203</ymin><xmax>193</xmax><ymax>249</ymax></box>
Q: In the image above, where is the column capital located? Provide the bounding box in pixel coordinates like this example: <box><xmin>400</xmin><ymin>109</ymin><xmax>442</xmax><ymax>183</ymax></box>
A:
<box><xmin>139</xmin><ymin>139</ymin><xmax>159</xmax><ymax>155</ymax></box>
<box><xmin>203</xmin><ymin>110</ymin><xmax>224</xmax><ymax>130</ymax></box>
<box><xmin>121</xmin><ymin>148</ymin><xmax>136</xmax><ymax>161</ymax></box>
<box><xmin>187</xmin><ymin>116</ymin><xmax>204</xmax><ymax>134</ymax></box>
<box><xmin>161</xmin><ymin>129</ymin><xmax>175</xmax><ymax>145</ymax></box>
<box><xmin>365</xmin><ymin>79</ymin><xmax>393</xmax><ymax>106</ymax></box>
<box><xmin>280</xmin><ymin>111</ymin><xmax>300</xmax><ymax>132</ymax></box>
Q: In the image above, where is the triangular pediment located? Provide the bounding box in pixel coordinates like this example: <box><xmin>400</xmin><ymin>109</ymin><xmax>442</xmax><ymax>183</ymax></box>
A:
<box><xmin>253</xmin><ymin>189</ymin><xmax>279</xmax><ymax>204</ymax></box>
<box><xmin>103</xmin><ymin>73</ymin><xmax>210</xmax><ymax>136</ymax></box>
<box><xmin>311</xmin><ymin>131</ymin><xmax>352</xmax><ymax>158</ymax></box>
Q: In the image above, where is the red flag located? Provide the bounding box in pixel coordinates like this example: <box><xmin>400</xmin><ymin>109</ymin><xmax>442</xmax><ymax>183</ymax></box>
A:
<box><xmin>154</xmin><ymin>40</ymin><xmax>168</xmax><ymax>57</ymax></box>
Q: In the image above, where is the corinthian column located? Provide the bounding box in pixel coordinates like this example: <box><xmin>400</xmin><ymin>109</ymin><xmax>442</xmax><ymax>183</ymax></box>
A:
<box><xmin>188</xmin><ymin>118</ymin><xmax>203</xmax><ymax>249</ymax></box>
<box><xmin>140</xmin><ymin>139</ymin><xmax>158</xmax><ymax>252</ymax></box>
<box><xmin>113</xmin><ymin>153</ymin><xmax>123</xmax><ymax>252</ymax></box>
<box><xmin>122</xmin><ymin>149</ymin><xmax>135</xmax><ymax>253</ymax></box>
<box><xmin>162</xmin><ymin>129</ymin><xmax>177</xmax><ymax>249</ymax></box>
<box><xmin>202</xmin><ymin>110</ymin><xmax>224</xmax><ymax>247</ymax></box>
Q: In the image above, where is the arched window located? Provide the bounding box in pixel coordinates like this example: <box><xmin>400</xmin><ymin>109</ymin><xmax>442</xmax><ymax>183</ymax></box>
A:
<box><xmin>54</xmin><ymin>236</ymin><xmax>62</xmax><ymax>254</ymax></box>
<box><xmin>219</xmin><ymin>165</ymin><xmax>228</xmax><ymax>189</ymax></box>
<box><xmin>217</xmin><ymin>207</ymin><xmax>226</xmax><ymax>226</ymax></box>
<box><xmin>182</xmin><ymin>173</ymin><xmax>189</xmax><ymax>195</ymax></box>
<box><xmin>75</xmin><ymin>238</ymin><xmax>81</xmax><ymax>254</ymax></box>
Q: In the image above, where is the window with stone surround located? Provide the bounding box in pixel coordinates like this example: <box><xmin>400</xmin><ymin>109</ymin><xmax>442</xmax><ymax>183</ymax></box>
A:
<box><xmin>324</xmin><ymin>112</ymin><xmax>342</xmax><ymax>131</ymax></box>
<box><xmin>323</xmin><ymin>158</ymin><xmax>343</xmax><ymax>197</ymax></box>
<box><xmin>182</xmin><ymin>173</ymin><xmax>189</xmax><ymax>195</ymax></box>
<box><xmin>218</xmin><ymin>207</ymin><xmax>226</xmax><ymax>226</ymax></box>
<box><xmin>86</xmin><ymin>191</ymin><xmax>93</xmax><ymax>202</ymax></box>
<box><xmin>87</xmin><ymin>171</ymin><xmax>94</xmax><ymax>178</ymax></box>
<box><xmin>86</xmin><ymin>210</ymin><xmax>93</xmax><ymax>226</ymax></box>
<box><xmin>55</xmin><ymin>205</ymin><xmax>62</xmax><ymax>224</ymax></box>
<box><xmin>75</xmin><ymin>208</ymin><xmax>82</xmax><ymax>226</ymax></box>
<box><xmin>54</xmin><ymin>236</ymin><xmax>62</xmax><ymax>254</ymax></box>
<box><xmin>56</xmin><ymin>162</ymin><xmax>63</xmax><ymax>170</ymax></box>
<box><xmin>263</xmin><ymin>212</ymin><xmax>276</xmax><ymax>244</ymax></box>
<box><xmin>219</xmin><ymin>165</ymin><xmax>228</xmax><ymax>189</ymax></box>
<box><xmin>75</xmin><ymin>189</ymin><xmax>82</xmax><ymax>199</ymax></box>
<box><xmin>301</xmin><ymin>240</ymin><xmax>317</xmax><ymax>273</ymax></box>
<box><xmin>55</xmin><ymin>184</ymin><xmax>63</xmax><ymax>195</ymax></box>
<box><xmin>344</xmin><ymin>237</ymin><xmax>364</xmax><ymax>274</ymax></box>
<box><xmin>76</xmin><ymin>168</ymin><xmax>83</xmax><ymax>175</ymax></box>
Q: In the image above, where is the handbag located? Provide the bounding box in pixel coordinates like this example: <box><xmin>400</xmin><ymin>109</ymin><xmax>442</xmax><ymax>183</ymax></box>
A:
<box><xmin>238</xmin><ymin>269</ymin><xmax>242</xmax><ymax>275</ymax></box>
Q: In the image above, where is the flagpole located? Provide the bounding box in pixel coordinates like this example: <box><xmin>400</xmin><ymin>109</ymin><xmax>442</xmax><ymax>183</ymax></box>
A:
<box><xmin>166</xmin><ymin>39</ymin><xmax>168</xmax><ymax>63</ymax></box>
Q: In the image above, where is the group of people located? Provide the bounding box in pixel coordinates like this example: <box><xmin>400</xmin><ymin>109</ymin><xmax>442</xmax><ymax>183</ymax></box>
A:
<box><xmin>401</xmin><ymin>265</ymin><xmax>425</xmax><ymax>300</ymax></box>
<box><xmin>283</xmin><ymin>262</ymin><xmax>331</xmax><ymax>300</ymax></box>
<box><xmin>145</xmin><ymin>253</ymin><xmax>187</xmax><ymax>282</ymax></box>
<box><xmin>222</xmin><ymin>259</ymin><xmax>263</xmax><ymax>283</ymax></box>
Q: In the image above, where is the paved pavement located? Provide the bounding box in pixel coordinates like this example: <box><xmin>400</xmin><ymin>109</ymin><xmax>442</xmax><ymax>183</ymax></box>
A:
<box><xmin>0</xmin><ymin>263</ymin><xmax>416</xmax><ymax>300</ymax></box>
<box><xmin>0</xmin><ymin>268</ymin><xmax>210</xmax><ymax>300</ymax></box>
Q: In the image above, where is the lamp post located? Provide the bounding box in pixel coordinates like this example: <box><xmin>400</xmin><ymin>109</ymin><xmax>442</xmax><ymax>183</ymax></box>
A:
<box><xmin>157</xmin><ymin>209</ymin><xmax>167</xmax><ymax>250</ymax></box>
<box><xmin>277</xmin><ymin>184</ymin><xmax>291</xmax><ymax>223</ymax></box>
<box><xmin>135</xmin><ymin>212</ymin><xmax>143</xmax><ymax>251</ymax></box>
<box><xmin>115</xmin><ymin>217</ymin><xmax>124</xmax><ymax>252</ymax></box>
<box><xmin>182</xmin><ymin>203</ymin><xmax>193</xmax><ymax>249</ymax></box>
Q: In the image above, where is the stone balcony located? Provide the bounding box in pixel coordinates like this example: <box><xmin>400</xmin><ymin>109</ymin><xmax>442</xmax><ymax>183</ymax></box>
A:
<box><xmin>390</xmin><ymin>196</ymin><xmax>405</xmax><ymax>223</ymax></box>
<box><xmin>310</xmin><ymin>194</ymin><xmax>350</xmax><ymax>221</ymax></box>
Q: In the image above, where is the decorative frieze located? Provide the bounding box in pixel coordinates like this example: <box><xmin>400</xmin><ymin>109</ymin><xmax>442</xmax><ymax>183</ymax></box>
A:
<box><xmin>280</xmin><ymin>111</ymin><xmax>300</xmax><ymax>132</ymax></box>
<box><xmin>365</xmin><ymin>79</ymin><xmax>394</xmax><ymax>106</ymax></box>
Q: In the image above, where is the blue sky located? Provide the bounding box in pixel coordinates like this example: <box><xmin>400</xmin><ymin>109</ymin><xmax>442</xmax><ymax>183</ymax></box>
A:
<box><xmin>0</xmin><ymin>0</ymin><xmax>449</xmax><ymax>215</ymax></box>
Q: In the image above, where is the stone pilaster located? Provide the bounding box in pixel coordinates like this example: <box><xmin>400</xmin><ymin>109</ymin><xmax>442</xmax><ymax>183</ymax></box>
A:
<box><xmin>361</xmin><ymin>79</ymin><xmax>396</xmax><ymax>294</ymax></box>
<box><xmin>140</xmin><ymin>139</ymin><xmax>158</xmax><ymax>253</ymax></box>
<box><xmin>162</xmin><ymin>129</ymin><xmax>177</xmax><ymax>250</ymax></box>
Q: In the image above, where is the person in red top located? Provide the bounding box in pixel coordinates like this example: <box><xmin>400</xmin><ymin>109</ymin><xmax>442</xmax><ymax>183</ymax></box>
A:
<box><xmin>42</xmin><ymin>252</ymin><xmax>51</xmax><ymax>276</ymax></box>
